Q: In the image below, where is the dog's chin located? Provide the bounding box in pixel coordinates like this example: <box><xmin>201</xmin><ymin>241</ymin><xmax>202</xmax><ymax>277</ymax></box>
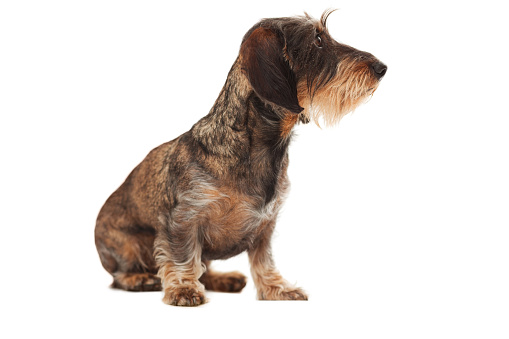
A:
<box><xmin>299</xmin><ymin>90</ymin><xmax>375</xmax><ymax>127</ymax></box>
<box><xmin>297</xmin><ymin>74</ymin><xmax>380</xmax><ymax>127</ymax></box>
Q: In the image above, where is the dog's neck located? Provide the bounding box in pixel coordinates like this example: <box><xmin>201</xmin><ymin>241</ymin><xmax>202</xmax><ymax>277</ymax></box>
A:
<box><xmin>191</xmin><ymin>59</ymin><xmax>295</xmax><ymax>160</ymax></box>
<box><xmin>190</xmin><ymin>59</ymin><xmax>294</xmax><ymax>202</ymax></box>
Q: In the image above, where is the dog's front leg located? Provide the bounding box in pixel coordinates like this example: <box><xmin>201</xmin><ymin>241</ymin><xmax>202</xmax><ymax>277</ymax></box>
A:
<box><xmin>154</xmin><ymin>223</ymin><xmax>207</xmax><ymax>306</ymax></box>
<box><xmin>248</xmin><ymin>222</ymin><xmax>308</xmax><ymax>301</ymax></box>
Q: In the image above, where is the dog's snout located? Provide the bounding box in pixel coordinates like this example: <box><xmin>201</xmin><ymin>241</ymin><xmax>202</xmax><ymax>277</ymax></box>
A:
<box><xmin>371</xmin><ymin>61</ymin><xmax>387</xmax><ymax>80</ymax></box>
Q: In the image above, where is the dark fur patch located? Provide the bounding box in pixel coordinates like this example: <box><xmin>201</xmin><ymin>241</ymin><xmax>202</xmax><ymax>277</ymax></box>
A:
<box><xmin>240</xmin><ymin>27</ymin><xmax>303</xmax><ymax>114</ymax></box>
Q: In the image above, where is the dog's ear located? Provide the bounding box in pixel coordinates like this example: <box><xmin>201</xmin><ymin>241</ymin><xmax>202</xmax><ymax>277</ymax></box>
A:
<box><xmin>240</xmin><ymin>27</ymin><xmax>303</xmax><ymax>114</ymax></box>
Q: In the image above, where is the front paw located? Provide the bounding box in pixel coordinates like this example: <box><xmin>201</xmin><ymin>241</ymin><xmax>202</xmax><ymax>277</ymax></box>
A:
<box><xmin>278</xmin><ymin>287</ymin><xmax>308</xmax><ymax>300</ymax></box>
<box><xmin>162</xmin><ymin>284</ymin><xmax>206</xmax><ymax>306</ymax></box>
<box><xmin>259</xmin><ymin>286</ymin><xmax>308</xmax><ymax>301</ymax></box>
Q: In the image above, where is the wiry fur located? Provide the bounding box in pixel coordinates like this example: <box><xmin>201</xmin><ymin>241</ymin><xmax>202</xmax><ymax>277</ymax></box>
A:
<box><xmin>298</xmin><ymin>59</ymin><xmax>380</xmax><ymax>126</ymax></box>
<box><xmin>94</xmin><ymin>11</ymin><xmax>386</xmax><ymax>306</ymax></box>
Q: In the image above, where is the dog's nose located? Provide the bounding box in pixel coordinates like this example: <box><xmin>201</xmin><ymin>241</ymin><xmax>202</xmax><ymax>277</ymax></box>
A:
<box><xmin>371</xmin><ymin>61</ymin><xmax>387</xmax><ymax>80</ymax></box>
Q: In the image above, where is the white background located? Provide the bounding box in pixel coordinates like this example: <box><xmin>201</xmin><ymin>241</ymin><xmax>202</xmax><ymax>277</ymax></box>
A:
<box><xmin>1</xmin><ymin>0</ymin><xmax>508</xmax><ymax>338</ymax></box>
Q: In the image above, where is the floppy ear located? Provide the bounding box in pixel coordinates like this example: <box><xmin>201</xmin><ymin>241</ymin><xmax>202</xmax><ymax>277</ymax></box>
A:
<box><xmin>240</xmin><ymin>27</ymin><xmax>303</xmax><ymax>114</ymax></box>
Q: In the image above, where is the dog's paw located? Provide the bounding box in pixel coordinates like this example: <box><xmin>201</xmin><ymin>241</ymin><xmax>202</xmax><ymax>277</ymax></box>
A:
<box><xmin>162</xmin><ymin>285</ymin><xmax>206</xmax><ymax>306</ymax></box>
<box><xmin>258</xmin><ymin>286</ymin><xmax>308</xmax><ymax>301</ymax></box>
<box><xmin>217</xmin><ymin>272</ymin><xmax>247</xmax><ymax>292</ymax></box>
<box><xmin>200</xmin><ymin>271</ymin><xmax>247</xmax><ymax>293</ymax></box>
<box><xmin>112</xmin><ymin>273</ymin><xmax>162</xmax><ymax>292</ymax></box>
<box><xmin>277</xmin><ymin>287</ymin><xmax>308</xmax><ymax>300</ymax></box>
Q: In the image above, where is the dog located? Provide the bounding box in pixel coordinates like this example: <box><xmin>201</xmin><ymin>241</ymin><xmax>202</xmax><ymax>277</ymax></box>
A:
<box><xmin>95</xmin><ymin>10</ymin><xmax>387</xmax><ymax>306</ymax></box>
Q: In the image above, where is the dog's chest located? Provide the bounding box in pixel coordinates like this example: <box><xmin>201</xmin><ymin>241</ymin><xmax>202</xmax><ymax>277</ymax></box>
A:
<box><xmin>171</xmin><ymin>162</ymin><xmax>290</xmax><ymax>260</ymax></box>
<box><xmin>199</xmin><ymin>190</ymin><xmax>282</xmax><ymax>260</ymax></box>
<box><xmin>173</xmin><ymin>181</ymin><xmax>282</xmax><ymax>260</ymax></box>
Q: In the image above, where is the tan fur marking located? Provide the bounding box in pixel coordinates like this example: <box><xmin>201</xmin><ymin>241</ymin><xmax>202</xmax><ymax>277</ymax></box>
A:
<box><xmin>280</xmin><ymin>113</ymin><xmax>299</xmax><ymax>138</ymax></box>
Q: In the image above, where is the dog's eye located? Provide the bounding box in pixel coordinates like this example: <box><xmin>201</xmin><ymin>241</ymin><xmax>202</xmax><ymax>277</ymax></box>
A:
<box><xmin>315</xmin><ymin>35</ymin><xmax>323</xmax><ymax>48</ymax></box>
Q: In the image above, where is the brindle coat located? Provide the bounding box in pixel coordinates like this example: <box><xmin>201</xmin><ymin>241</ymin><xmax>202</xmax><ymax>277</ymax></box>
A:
<box><xmin>95</xmin><ymin>11</ymin><xmax>386</xmax><ymax>306</ymax></box>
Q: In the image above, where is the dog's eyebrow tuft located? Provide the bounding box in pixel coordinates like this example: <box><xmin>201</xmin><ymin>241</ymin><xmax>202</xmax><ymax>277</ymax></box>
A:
<box><xmin>319</xmin><ymin>8</ymin><xmax>337</xmax><ymax>32</ymax></box>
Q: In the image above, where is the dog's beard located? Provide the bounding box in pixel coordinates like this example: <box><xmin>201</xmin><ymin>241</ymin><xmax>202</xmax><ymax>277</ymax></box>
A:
<box><xmin>298</xmin><ymin>61</ymin><xmax>379</xmax><ymax>127</ymax></box>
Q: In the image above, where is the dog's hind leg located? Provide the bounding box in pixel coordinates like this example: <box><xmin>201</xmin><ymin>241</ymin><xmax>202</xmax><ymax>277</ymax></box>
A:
<box><xmin>95</xmin><ymin>194</ymin><xmax>160</xmax><ymax>292</ymax></box>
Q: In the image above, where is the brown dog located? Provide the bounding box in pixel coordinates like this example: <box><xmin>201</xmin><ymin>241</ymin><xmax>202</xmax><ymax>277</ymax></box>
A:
<box><xmin>95</xmin><ymin>10</ymin><xmax>386</xmax><ymax>306</ymax></box>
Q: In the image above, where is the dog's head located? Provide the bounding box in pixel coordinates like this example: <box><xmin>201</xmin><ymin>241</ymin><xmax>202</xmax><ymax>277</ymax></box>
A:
<box><xmin>240</xmin><ymin>10</ymin><xmax>387</xmax><ymax>126</ymax></box>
